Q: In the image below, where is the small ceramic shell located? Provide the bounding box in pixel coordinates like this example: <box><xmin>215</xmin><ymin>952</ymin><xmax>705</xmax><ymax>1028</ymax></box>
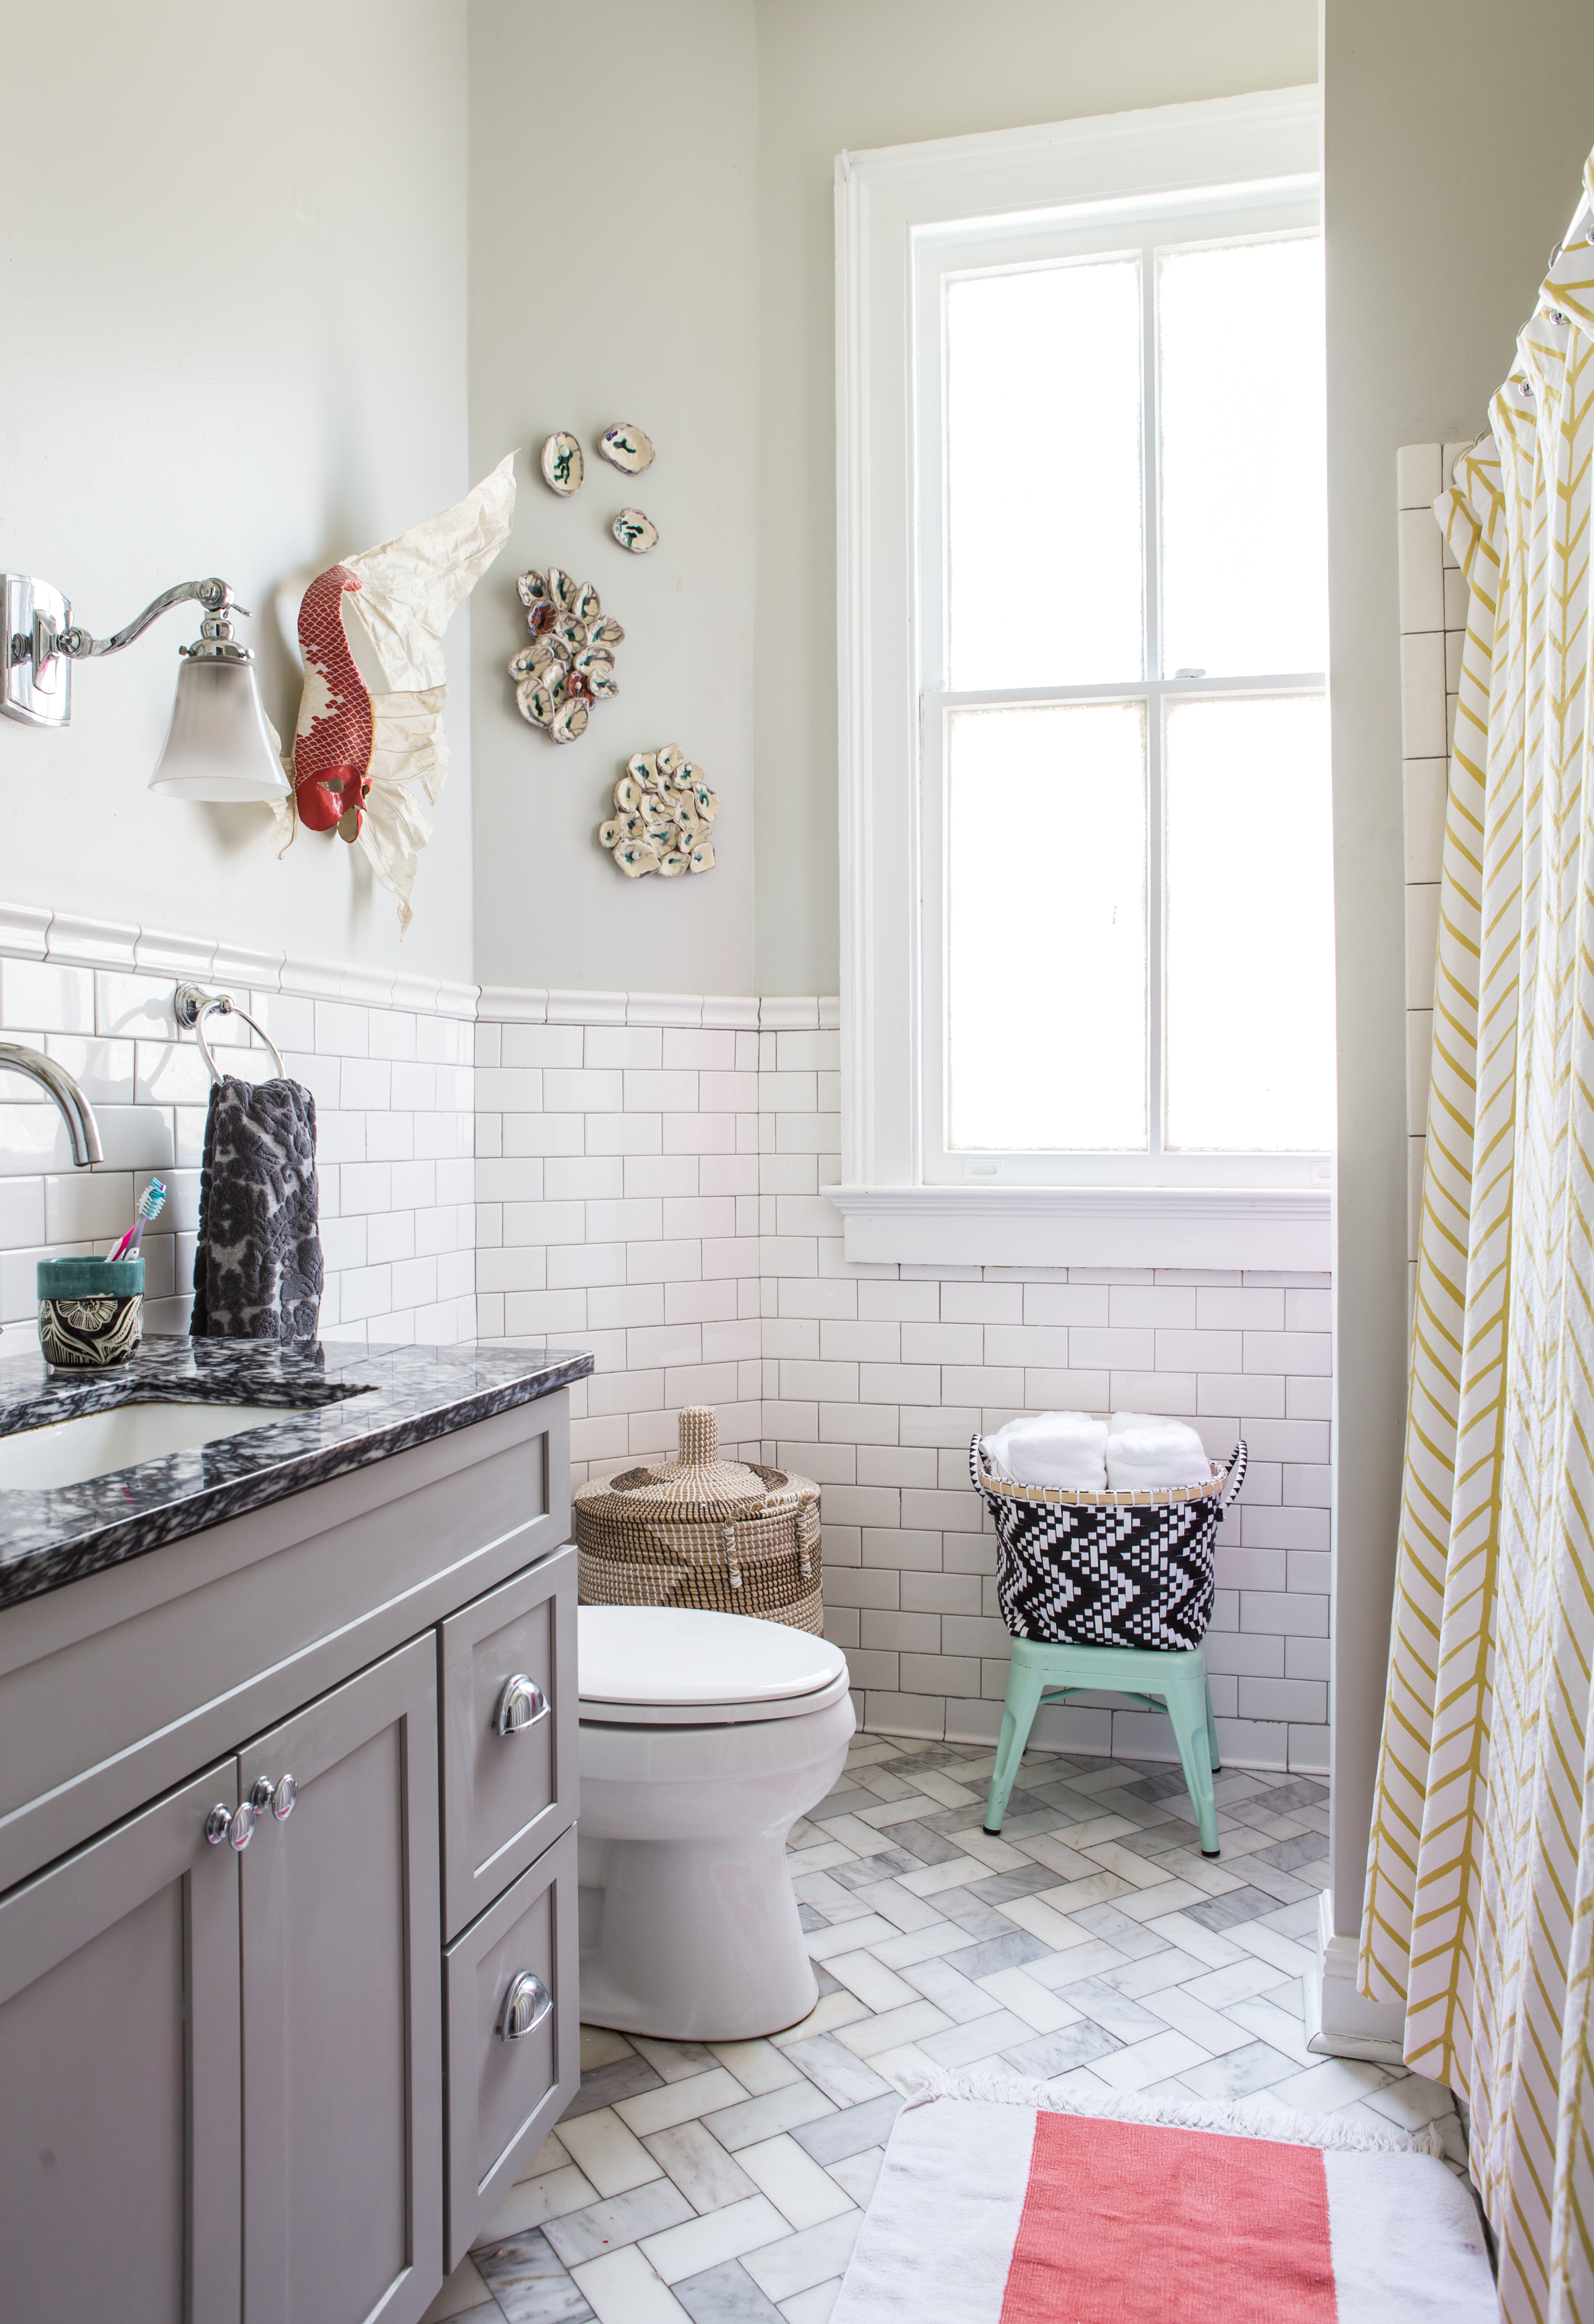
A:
<box><xmin>598</xmin><ymin>423</ymin><xmax>655</xmax><ymax>475</ymax></box>
<box><xmin>673</xmin><ymin>801</ymin><xmax>702</xmax><ymax>840</ymax></box>
<box><xmin>656</xmin><ymin>849</ymin><xmax>689</xmax><ymax>878</ymax></box>
<box><xmin>625</xmin><ymin>754</ymin><xmax>656</xmax><ymax>787</ymax></box>
<box><xmin>540</xmin><ymin>433</ymin><xmax>584</xmax><ymax>494</ymax></box>
<box><xmin>612</xmin><ymin>508</ymin><xmax>659</xmax><ymax>554</ymax></box>
<box><xmin>619</xmin><ymin>812</ymin><xmax>647</xmax><ymax>842</ymax></box>
<box><xmin>615</xmin><ymin>775</ymin><xmax>642</xmax><ymax>813</ymax></box>
<box><xmin>507</xmin><ymin>642</ymin><xmax>555</xmax><ymax>679</ymax></box>
<box><xmin>550</xmin><ymin>698</ymin><xmax>589</xmax><ymax>743</ymax></box>
<box><xmin>616</xmin><ymin>841</ymin><xmax>660</xmax><ymax>878</ymax></box>
<box><xmin>516</xmin><ymin>570</ymin><xmax>551</xmax><ymax>608</ymax></box>
<box><xmin>598</xmin><ymin>818</ymin><xmax>623</xmax><ymax>850</ymax></box>
<box><xmin>548</xmin><ymin>568</ymin><xmax>580</xmax><ymax>612</ymax></box>
<box><xmin>692</xmin><ymin>784</ymin><xmax>719</xmax><ymax>821</ymax></box>
<box><xmin>550</xmin><ymin>615</ymin><xmax>586</xmax><ymax>656</ymax></box>
<box><xmin>656</xmin><ymin>744</ymin><xmax>685</xmax><ymax>779</ymax></box>
<box><xmin>517</xmin><ymin>677</ymin><xmax>555</xmax><ymax>726</ymax></box>
<box><xmin>689</xmin><ymin>841</ymin><xmax>716</xmax><ymax>874</ymax></box>
<box><xmin>589</xmin><ymin>615</ymin><xmax>626</xmax><ymax>649</ymax></box>
<box><xmin>577</xmin><ymin>650</ymin><xmax>618</xmax><ymax>697</ymax></box>
<box><xmin>573</xmin><ymin>579</ymin><xmax>604</xmax><ymax>625</ymax></box>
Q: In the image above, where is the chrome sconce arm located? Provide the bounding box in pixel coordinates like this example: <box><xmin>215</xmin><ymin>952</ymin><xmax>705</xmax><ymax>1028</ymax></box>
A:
<box><xmin>1</xmin><ymin>568</ymin><xmax>290</xmax><ymax>801</ymax></box>
<box><xmin>5</xmin><ymin>573</ymin><xmax>245</xmax><ymax>725</ymax></box>
<box><xmin>55</xmin><ymin>575</ymin><xmax>242</xmax><ymax>663</ymax></box>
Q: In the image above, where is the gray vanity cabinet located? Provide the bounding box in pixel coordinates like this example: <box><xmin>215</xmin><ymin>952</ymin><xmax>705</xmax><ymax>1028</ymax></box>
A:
<box><xmin>240</xmin><ymin>1635</ymin><xmax>443</xmax><ymax>2324</ymax></box>
<box><xmin>0</xmin><ymin>1761</ymin><xmax>244</xmax><ymax>2324</ymax></box>
<box><xmin>0</xmin><ymin>1379</ymin><xmax>583</xmax><ymax>2324</ymax></box>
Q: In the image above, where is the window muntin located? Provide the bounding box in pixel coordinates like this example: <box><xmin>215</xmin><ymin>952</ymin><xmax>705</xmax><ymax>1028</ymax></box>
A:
<box><xmin>919</xmin><ymin>200</ymin><xmax>1329</xmax><ymax>1181</ymax></box>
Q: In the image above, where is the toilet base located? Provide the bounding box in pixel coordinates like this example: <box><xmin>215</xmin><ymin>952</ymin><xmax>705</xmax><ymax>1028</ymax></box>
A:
<box><xmin>578</xmin><ymin>1833</ymin><xmax>821</xmax><ymax>2043</ymax></box>
<box><xmin>576</xmin><ymin>1690</ymin><xmax>854</xmax><ymax>2042</ymax></box>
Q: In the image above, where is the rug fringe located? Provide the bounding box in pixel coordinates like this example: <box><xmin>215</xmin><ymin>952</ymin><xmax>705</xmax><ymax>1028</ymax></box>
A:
<box><xmin>897</xmin><ymin>2067</ymin><xmax>1446</xmax><ymax>2157</ymax></box>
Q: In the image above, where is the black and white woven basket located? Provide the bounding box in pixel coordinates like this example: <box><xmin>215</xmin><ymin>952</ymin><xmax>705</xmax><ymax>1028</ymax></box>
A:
<box><xmin>970</xmin><ymin>1435</ymin><xmax>1247</xmax><ymax>1652</ymax></box>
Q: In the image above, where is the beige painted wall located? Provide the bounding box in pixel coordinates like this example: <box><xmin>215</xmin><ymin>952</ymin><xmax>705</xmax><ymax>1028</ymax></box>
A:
<box><xmin>466</xmin><ymin>0</ymin><xmax>760</xmax><ymax>999</ymax></box>
<box><xmin>1323</xmin><ymin>0</ymin><xmax>1594</xmax><ymax>1936</ymax></box>
<box><xmin>749</xmin><ymin>0</ymin><xmax>1320</xmax><ymax>994</ymax></box>
<box><xmin>0</xmin><ymin>2</ymin><xmax>475</xmax><ymax>980</ymax></box>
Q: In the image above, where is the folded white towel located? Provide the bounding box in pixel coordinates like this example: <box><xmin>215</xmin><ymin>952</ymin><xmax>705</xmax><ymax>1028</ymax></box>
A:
<box><xmin>983</xmin><ymin>1411</ymin><xmax>1108</xmax><ymax>1491</ymax></box>
<box><xmin>1106</xmin><ymin>1418</ymin><xmax>1212</xmax><ymax>1492</ymax></box>
<box><xmin>1110</xmin><ymin>1410</ymin><xmax>1158</xmax><ymax>1436</ymax></box>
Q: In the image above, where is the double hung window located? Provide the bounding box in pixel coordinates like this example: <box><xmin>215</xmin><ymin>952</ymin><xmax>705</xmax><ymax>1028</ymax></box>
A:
<box><xmin>835</xmin><ymin>91</ymin><xmax>1332</xmax><ymax>1265</ymax></box>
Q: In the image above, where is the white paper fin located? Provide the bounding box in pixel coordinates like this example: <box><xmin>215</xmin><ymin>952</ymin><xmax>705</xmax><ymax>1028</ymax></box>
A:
<box><xmin>343</xmin><ymin>451</ymin><xmax>516</xmax><ymax>692</ymax></box>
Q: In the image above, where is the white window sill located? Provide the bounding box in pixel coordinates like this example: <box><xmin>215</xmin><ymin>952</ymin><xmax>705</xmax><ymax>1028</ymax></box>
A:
<box><xmin>823</xmin><ymin>1184</ymin><xmax>1333</xmax><ymax>1271</ymax></box>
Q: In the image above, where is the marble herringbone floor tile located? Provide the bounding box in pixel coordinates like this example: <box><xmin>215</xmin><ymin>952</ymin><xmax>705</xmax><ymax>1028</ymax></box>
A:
<box><xmin>421</xmin><ymin>1740</ymin><xmax>1431</xmax><ymax>2324</ymax></box>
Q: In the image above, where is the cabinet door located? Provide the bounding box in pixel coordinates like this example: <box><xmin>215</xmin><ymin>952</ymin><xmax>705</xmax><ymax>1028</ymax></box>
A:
<box><xmin>239</xmin><ymin>1637</ymin><xmax>442</xmax><ymax>2324</ymax></box>
<box><xmin>443</xmin><ymin>1825</ymin><xmax>579</xmax><ymax>2269</ymax></box>
<box><xmin>0</xmin><ymin>1761</ymin><xmax>242</xmax><ymax>2324</ymax></box>
<box><xmin>440</xmin><ymin>1544</ymin><xmax>576</xmax><ymax>1937</ymax></box>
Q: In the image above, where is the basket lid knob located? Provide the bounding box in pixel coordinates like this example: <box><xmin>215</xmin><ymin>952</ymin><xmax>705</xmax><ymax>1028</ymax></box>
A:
<box><xmin>678</xmin><ymin>1406</ymin><xmax>719</xmax><ymax>1464</ymax></box>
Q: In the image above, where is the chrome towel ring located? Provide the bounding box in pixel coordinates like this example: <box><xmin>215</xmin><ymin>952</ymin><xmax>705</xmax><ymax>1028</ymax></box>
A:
<box><xmin>173</xmin><ymin>982</ymin><xmax>287</xmax><ymax>1085</ymax></box>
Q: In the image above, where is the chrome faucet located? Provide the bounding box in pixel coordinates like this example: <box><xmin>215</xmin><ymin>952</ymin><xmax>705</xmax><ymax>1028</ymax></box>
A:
<box><xmin>0</xmin><ymin>1044</ymin><xmax>103</xmax><ymax>1166</ymax></box>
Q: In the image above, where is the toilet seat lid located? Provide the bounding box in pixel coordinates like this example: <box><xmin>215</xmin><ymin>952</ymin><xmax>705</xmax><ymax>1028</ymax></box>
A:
<box><xmin>578</xmin><ymin>1606</ymin><xmax>851</xmax><ymax>1723</ymax></box>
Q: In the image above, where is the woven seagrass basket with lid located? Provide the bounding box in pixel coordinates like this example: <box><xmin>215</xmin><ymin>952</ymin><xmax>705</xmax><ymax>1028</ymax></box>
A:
<box><xmin>574</xmin><ymin>1407</ymin><xmax>824</xmax><ymax>1634</ymax></box>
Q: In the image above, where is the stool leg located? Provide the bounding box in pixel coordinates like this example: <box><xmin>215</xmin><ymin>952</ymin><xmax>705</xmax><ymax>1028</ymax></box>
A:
<box><xmin>1165</xmin><ymin>1673</ymin><xmax>1220</xmax><ymax>1858</ymax></box>
<box><xmin>1205</xmin><ymin>1677</ymin><xmax>1222</xmax><ymax>1775</ymax></box>
<box><xmin>985</xmin><ymin>1659</ymin><xmax>1047</xmax><ymax>1834</ymax></box>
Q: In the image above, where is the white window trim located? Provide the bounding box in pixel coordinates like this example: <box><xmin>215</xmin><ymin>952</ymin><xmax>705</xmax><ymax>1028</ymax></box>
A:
<box><xmin>832</xmin><ymin>87</ymin><xmax>1330</xmax><ymax>1271</ymax></box>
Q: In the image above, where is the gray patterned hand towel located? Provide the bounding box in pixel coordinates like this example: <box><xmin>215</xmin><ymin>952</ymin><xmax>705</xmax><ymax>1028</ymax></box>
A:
<box><xmin>191</xmin><ymin>1075</ymin><xmax>324</xmax><ymax>1339</ymax></box>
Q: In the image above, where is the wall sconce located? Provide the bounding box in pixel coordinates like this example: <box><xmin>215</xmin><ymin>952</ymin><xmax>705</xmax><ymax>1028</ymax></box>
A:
<box><xmin>1</xmin><ymin>571</ymin><xmax>289</xmax><ymax>802</ymax></box>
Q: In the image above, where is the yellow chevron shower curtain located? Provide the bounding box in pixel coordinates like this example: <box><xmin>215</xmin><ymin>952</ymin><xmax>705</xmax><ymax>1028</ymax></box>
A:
<box><xmin>1360</xmin><ymin>155</ymin><xmax>1594</xmax><ymax>2323</ymax></box>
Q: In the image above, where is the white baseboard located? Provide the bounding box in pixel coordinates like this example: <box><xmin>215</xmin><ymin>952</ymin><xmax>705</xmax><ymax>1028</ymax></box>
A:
<box><xmin>1305</xmin><ymin>1889</ymin><xmax>1406</xmax><ymax>2063</ymax></box>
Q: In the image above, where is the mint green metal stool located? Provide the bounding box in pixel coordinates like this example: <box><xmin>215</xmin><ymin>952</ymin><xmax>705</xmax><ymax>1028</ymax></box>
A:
<box><xmin>983</xmin><ymin>1638</ymin><xmax>1222</xmax><ymax>1856</ymax></box>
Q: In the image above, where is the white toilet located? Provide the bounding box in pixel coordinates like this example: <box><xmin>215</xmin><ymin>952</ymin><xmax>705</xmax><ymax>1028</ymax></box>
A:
<box><xmin>577</xmin><ymin>1605</ymin><xmax>855</xmax><ymax>2041</ymax></box>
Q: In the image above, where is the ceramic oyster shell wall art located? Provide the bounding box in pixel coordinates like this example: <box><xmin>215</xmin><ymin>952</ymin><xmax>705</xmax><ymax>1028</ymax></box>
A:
<box><xmin>539</xmin><ymin>433</ymin><xmax>584</xmax><ymax>495</ymax></box>
<box><xmin>509</xmin><ymin>568</ymin><xmax>623</xmax><ymax>743</ymax></box>
<box><xmin>612</xmin><ymin>508</ymin><xmax>658</xmax><ymax>554</ymax></box>
<box><xmin>598</xmin><ymin>746</ymin><xmax>717</xmax><ymax>878</ymax></box>
<box><xmin>597</xmin><ymin>422</ymin><xmax>655</xmax><ymax>475</ymax></box>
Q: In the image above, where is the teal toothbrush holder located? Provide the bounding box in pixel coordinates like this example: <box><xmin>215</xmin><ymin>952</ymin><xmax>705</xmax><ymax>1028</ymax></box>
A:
<box><xmin>37</xmin><ymin>1257</ymin><xmax>145</xmax><ymax>1369</ymax></box>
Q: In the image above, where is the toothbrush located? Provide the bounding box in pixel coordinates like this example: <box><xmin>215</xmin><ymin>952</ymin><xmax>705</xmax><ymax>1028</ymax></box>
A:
<box><xmin>110</xmin><ymin>1178</ymin><xmax>166</xmax><ymax>1263</ymax></box>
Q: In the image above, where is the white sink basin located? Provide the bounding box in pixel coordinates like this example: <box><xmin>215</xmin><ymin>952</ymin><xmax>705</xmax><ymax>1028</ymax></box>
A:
<box><xmin>0</xmin><ymin>1404</ymin><xmax>304</xmax><ymax>1490</ymax></box>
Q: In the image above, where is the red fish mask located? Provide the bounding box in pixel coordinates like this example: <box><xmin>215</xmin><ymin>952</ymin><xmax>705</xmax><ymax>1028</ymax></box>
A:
<box><xmin>292</xmin><ymin>564</ymin><xmax>374</xmax><ymax>841</ymax></box>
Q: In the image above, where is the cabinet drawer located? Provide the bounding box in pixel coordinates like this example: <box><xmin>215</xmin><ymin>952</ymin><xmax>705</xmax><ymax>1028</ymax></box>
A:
<box><xmin>440</xmin><ymin>1545</ymin><xmax>576</xmax><ymax>1938</ymax></box>
<box><xmin>444</xmin><ymin>1824</ymin><xmax>579</xmax><ymax>2270</ymax></box>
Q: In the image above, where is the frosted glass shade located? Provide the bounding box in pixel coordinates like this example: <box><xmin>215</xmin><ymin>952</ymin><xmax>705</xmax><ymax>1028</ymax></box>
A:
<box><xmin>148</xmin><ymin>654</ymin><xmax>289</xmax><ymax>802</ymax></box>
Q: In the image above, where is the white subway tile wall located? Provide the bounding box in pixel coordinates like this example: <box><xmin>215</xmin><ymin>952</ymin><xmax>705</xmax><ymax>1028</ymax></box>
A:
<box><xmin>1397</xmin><ymin>442</ymin><xmax>1470</xmax><ymax>1325</ymax></box>
<box><xmin>0</xmin><ymin>906</ymin><xmax>1334</xmax><ymax>1776</ymax></box>
<box><xmin>0</xmin><ymin>916</ymin><xmax>477</xmax><ymax>1349</ymax></box>
<box><xmin>472</xmin><ymin>1010</ymin><xmax>766</xmax><ymax>1465</ymax></box>
<box><xmin>475</xmin><ymin>999</ymin><xmax>1333</xmax><ymax>1780</ymax></box>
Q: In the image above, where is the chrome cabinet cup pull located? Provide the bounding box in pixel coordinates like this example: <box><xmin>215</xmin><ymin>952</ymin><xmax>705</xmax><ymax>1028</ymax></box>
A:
<box><xmin>497</xmin><ymin>1970</ymin><xmax>552</xmax><ymax>2042</ymax></box>
<box><xmin>494</xmin><ymin>1673</ymin><xmax>550</xmax><ymax>1738</ymax></box>
<box><xmin>249</xmin><ymin>1774</ymin><xmax>298</xmax><ymax>1823</ymax></box>
<box><xmin>205</xmin><ymin>1802</ymin><xmax>254</xmax><ymax>1851</ymax></box>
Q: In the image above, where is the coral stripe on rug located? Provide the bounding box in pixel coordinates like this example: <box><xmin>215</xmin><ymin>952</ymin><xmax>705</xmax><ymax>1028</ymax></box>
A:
<box><xmin>1003</xmin><ymin>2113</ymin><xmax>1336</xmax><ymax>2322</ymax></box>
<box><xmin>830</xmin><ymin>2075</ymin><xmax>1496</xmax><ymax>2324</ymax></box>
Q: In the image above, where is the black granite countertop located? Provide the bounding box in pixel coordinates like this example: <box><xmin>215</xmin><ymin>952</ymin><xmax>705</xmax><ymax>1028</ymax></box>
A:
<box><xmin>0</xmin><ymin>1338</ymin><xmax>593</xmax><ymax>1609</ymax></box>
